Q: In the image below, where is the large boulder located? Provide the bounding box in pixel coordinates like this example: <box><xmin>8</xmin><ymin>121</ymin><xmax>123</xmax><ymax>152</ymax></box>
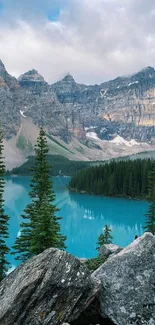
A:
<box><xmin>93</xmin><ymin>233</ymin><xmax>155</xmax><ymax>325</ymax></box>
<box><xmin>99</xmin><ymin>244</ymin><xmax>122</xmax><ymax>259</ymax></box>
<box><xmin>0</xmin><ymin>248</ymin><xmax>100</xmax><ymax>325</ymax></box>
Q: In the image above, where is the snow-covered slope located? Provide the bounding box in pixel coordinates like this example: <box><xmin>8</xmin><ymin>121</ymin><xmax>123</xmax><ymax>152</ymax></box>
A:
<box><xmin>110</xmin><ymin>135</ymin><xmax>149</xmax><ymax>147</ymax></box>
<box><xmin>111</xmin><ymin>135</ymin><xmax>132</xmax><ymax>147</ymax></box>
<box><xmin>86</xmin><ymin>132</ymin><xmax>100</xmax><ymax>140</ymax></box>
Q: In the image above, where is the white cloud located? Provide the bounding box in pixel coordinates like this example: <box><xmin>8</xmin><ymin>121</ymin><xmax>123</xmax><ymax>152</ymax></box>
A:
<box><xmin>0</xmin><ymin>0</ymin><xmax>155</xmax><ymax>84</ymax></box>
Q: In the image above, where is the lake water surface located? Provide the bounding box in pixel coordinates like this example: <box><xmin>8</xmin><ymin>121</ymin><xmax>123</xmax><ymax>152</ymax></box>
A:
<box><xmin>4</xmin><ymin>176</ymin><xmax>148</xmax><ymax>268</ymax></box>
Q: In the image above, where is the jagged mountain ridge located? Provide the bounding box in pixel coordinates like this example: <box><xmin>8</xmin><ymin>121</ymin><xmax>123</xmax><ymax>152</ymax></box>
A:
<box><xmin>1</xmin><ymin>61</ymin><xmax>155</xmax><ymax>142</ymax></box>
<box><xmin>0</xmin><ymin>60</ymin><xmax>155</xmax><ymax>168</ymax></box>
<box><xmin>51</xmin><ymin>66</ymin><xmax>155</xmax><ymax>142</ymax></box>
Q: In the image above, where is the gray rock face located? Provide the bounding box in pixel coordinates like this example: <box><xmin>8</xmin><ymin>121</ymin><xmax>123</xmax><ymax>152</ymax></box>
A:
<box><xmin>18</xmin><ymin>69</ymin><xmax>48</xmax><ymax>92</ymax></box>
<box><xmin>79</xmin><ymin>258</ymin><xmax>87</xmax><ymax>264</ymax></box>
<box><xmin>99</xmin><ymin>244</ymin><xmax>122</xmax><ymax>259</ymax></box>
<box><xmin>18</xmin><ymin>69</ymin><xmax>45</xmax><ymax>82</ymax></box>
<box><xmin>0</xmin><ymin>248</ymin><xmax>100</xmax><ymax>325</ymax></box>
<box><xmin>0</xmin><ymin>59</ymin><xmax>18</xmax><ymax>89</ymax></box>
<box><xmin>0</xmin><ymin>61</ymin><xmax>21</xmax><ymax>139</ymax></box>
<box><xmin>93</xmin><ymin>233</ymin><xmax>155</xmax><ymax>325</ymax></box>
<box><xmin>1</xmin><ymin>59</ymin><xmax>155</xmax><ymax>153</ymax></box>
<box><xmin>51</xmin><ymin>67</ymin><xmax>155</xmax><ymax>143</ymax></box>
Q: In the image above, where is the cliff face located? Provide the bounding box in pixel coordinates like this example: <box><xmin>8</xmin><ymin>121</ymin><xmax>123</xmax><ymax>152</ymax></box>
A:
<box><xmin>0</xmin><ymin>61</ymin><xmax>155</xmax><ymax>167</ymax></box>
<box><xmin>51</xmin><ymin>67</ymin><xmax>155</xmax><ymax>143</ymax></box>
<box><xmin>0</xmin><ymin>60</ymin><xmax>21</xmax><ymax>139</ymax></box>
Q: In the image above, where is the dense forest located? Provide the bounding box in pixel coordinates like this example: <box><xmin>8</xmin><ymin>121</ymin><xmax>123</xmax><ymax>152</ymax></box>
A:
<box><xmin>69</xmin><ymin>159</ymin><xmax>155</xmax><ymax>199</ymax></box>
<box><xmin>6</xmin><ymin>155</ymin><xmax>90</xmax><ymax>176</ymax></box>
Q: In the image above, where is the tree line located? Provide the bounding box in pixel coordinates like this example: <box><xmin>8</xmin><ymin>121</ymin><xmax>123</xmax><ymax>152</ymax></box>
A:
<box><xmin>69</xmin><ymin>159</ymin><xmax>154</xmax><ymax>199</ymax></box>
<box><xmin>7</xmin><ymin>155</ymin><xmax>90</xmax><ymax>176</ymax></box>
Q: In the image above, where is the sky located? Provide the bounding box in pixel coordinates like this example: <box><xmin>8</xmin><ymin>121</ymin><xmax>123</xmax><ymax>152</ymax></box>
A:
<box><xmin>0</xmin><ymin>0</ymin><xmax>155</xmax><ymax>84</ymax></box>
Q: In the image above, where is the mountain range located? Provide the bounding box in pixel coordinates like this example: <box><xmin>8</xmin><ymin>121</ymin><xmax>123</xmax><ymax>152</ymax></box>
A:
<box><xmin>0</xmin><ymin>60</ymin><xmax>155</xmax><ymax>169</ymax></box>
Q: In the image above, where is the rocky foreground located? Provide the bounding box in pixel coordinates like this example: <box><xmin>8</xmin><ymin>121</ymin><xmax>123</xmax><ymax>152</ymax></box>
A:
<box><xmin>0</xmin><ymin>232</ymin><xmax>155</xmax><ymax>325</ymax></box>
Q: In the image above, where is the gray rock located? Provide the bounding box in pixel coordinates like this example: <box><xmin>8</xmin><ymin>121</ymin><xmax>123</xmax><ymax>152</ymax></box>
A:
<box><xmin>1</xmin><ymin>59</ymin><xmax>155</xmax><ymax>164</ymax></box>
<box><xmin>1</xmin><ymin>59</ymin><xmax>155</xmax><ymax>144</ymax></box>
<box><xmin>0</xmin><ymin>248</ymin><xmax>100</xmax><ymax>325</ymax></box>
<box><xmin>99</xmin><ymin>244</ymin><xmax>122</xmax><ymax>259</ymax></box>
<box><xmin>18</xmin><ymin>69</ymin><xmax>48</xmax><ymax>92</ymax></box>
<box><xmin>93</xmin><ymin>232</ymin><xmax>155</xmax><ymax>325</ymax></box>
<box><xmin>79</xmin><ymin>258</ymin><xmax>87</xmax><ymax>263</ymax></box>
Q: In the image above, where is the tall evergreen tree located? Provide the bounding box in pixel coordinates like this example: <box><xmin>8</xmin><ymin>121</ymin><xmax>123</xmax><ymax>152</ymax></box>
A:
<box><xmin>96</xmin><ymin>225</ymin><xmax>113</xmax><ymax>251</ymax></box>
<box><xmin>0</xmin><ymin>123</ymin><xmax>10</xmax><ymax>281</ymax></box>
<box><xmin>144</xmin><ymin>165</ymin><xmax>155</xmax><ymax>234</ymax></box>
<box><xmin>12</xmin><ymin>127</ymin><xmax>66</xmax><ymax>261</ymax></box>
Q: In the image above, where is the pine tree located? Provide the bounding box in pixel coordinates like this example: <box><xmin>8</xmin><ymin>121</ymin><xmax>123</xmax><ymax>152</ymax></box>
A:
<box><xmin>69</xmin><ymin>158</ymin><xmax>154</xmax><ymax>199</ymax></box>
<box><xmin>12</xmin><ymin>127</ymin><xmax>66</xmax><ymax>261</ymax></box>
<box><xmin>96</xmin><ymin>225</ymin><xmax>113</xmax><ymax>251</ymax></box>
<box><xmin>0</xmin><ymin>123</ymin><xmax>10</xmax><ymax>281</ymax></box>
<box><xmin>144</xmin><ymin>166</ymin><xmax>155</xmax><ymax>234</ymax></box>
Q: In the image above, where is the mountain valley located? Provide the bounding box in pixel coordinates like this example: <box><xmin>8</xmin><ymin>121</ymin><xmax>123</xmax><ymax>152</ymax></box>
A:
<box><xmin>0</xmin><ymin>60</ymin><xmax>155</xmax><ymax>169</ymax></box>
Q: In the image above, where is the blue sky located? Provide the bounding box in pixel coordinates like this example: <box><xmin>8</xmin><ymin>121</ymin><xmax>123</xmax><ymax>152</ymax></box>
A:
<box><xmin>0</xmin><ymin>0</ymin><xmax>62</xmax><ymax>21</ymax></box>
<box><xmin>0</xmin><ymin>2</ymin><xmax>4</xmax><ymax>12</ymax></box>
<box><xmin>0</xmin><ymin>0</ymin><xmax>155</xmax><ymax>84</ymax></box>
<box><xmin>48</xmin><ymin>9</ymin><xmax>60</xmax><ymax>21</ymax></box>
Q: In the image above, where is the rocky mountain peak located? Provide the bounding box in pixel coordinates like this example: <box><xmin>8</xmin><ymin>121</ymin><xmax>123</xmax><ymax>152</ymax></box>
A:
<box><xmin>133</xmin><ymin>66</ymin><xmax>155</xmax><ymax>79</ymax></box>
<box><xmin>0</xmin><ymin>59</ymin><xmax>18</xmax><ymax>89</ymax></box>
<box><xmin>62</xmin><ymin>73</ymin><xmax>75</xmax><ymax>83</ymax></box>
<box><xmin>141</xmin><ymin>66</ymin><xmax>155</xmax><ymax>73</ymax></box>
<box><xmin>26</xmin><ymin>69</ymin><xmax>38</xmax><ymax>75</ymax></box>
<box><xmin>18</xmin><ymin>69</ymin><xmax>45</xmax><ymax>83</ymax></box>
<box><xmin>1</xmin><ymin>60</ymin><xmax>155</xmax><ymax>161</ymax></box>
<box><xmin>0</xmin><ymin>59</ymin><xmax>6</xmax><ymax>71</ymax></box>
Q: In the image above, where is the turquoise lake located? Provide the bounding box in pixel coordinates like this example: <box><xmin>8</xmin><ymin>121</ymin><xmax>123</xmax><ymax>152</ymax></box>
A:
<box><xmin>4</xmin><ymin>176</ymin><xmax>148</xmax><ymax>269</ymax></box>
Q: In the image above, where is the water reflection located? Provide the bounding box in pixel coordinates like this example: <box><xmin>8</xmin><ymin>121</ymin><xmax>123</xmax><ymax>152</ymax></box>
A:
<box><xmin>4</xmin><ymin>176</ymin><xmax>148</xmax><ymax>268</ymax></box>
<box><xmin>68</xmin><ymin>191</ymin><xmax>146</xmax><ymax>254</ymax></box>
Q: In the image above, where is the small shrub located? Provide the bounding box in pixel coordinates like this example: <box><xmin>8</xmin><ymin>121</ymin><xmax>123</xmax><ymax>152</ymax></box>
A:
<box><xmin>86</xmin><ymin>255</ymin><xmax>105</xmax><ymax>271</ymax></box>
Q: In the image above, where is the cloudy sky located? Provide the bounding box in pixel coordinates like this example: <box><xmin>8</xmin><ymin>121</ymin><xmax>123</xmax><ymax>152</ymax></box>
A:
<box><xmin>0</xmin><ymin>0</ymin><xmax>154</xmax><ymax>84</ymax></box>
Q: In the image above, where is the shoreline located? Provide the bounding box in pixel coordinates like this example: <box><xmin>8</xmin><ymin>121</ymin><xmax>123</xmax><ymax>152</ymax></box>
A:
<box><xmin>69</xmin><ymin>187</ymin><xmax>147</xmax><ymax>202</ymax></box>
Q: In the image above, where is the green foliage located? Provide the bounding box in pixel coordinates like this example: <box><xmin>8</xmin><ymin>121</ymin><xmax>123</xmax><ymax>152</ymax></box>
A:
<box><xmin>12</xmin><ymin>127</ymin><xmax>66</xmax><ymax>261</ymax></box>
<box><xmin>7</xmin><ymin>155</ymin><xmax>90</xmax><ymax>176</ymax></box>
<box><xmin>0</xmin><ymin>123</ymin><xmax>10</xmax><ymax>281</ymax></box>
<box><xmin>96</xmin><ymin>225</ymin><xmax>113</xmax><ymax>251</ymax></box>
<box><xmin>86</xmin><ymin>255</ymin><xmax>105</xmax><ymax>271</ymax></box>
<box><xmin>16</xmin><ymin>135</ymin><xmax>33</xmax><ymax>151</ymax></box>
<box><xmin>86</xmin><ymin>225</ymin><xmax>113</xmax><ymax>271</ymax></box>
<box><xmin>69</xmin><ymin>159</ymin><xmax>154</xmax><ymax>199</ymax></box>
<box><xmin>46</xmin><ymin>133</ymin><xmax>73</xmax><ymax>154</ymax></box>
<box><xmin>144</xmin><ymin>165</ymin><xmax>155</xmax><ymax>234</ymax></box>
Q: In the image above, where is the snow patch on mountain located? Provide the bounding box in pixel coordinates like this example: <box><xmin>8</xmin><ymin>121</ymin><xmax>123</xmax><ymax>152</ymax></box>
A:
<box><xmin>130</xmin><ymin>139</ymin><xmax>140</xmax><ymax>146</ymax></box>
<box><xmin>111</xmin><ymin>135</ymin><xmax>132</xmax><ymax>146</ymax></box>
<box><xmin>128</xmin><ymin>81</ymin><xmax>139</xmax><ymax>87</ymax></box>
<box><xmin>20</xmin><ymin>110</ymin><xmax>26</xmax><ymax>118</ymax></box>
<box><xmin>86</xmin><ymin>132</ymin><xmax>100</xmax><ymax>140</ymax></box>
<box><xmin>100</xmin><ymin>89</ymin><xmax>107</xmax><ymax>98</ymax></box>
<box><xmin>110</xmin><ymin>135</ymin><xmax>150</xmax><ymax>147</ymax></box>
<box><xmin>110</xmin><ymin>135</ymin><xmax>144</xmax><ymax>147</ymax></box>
<box><xmin>85</xmin><ymin>126</ymin><xmax>96</xmax><ymax>131</ymax></box>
